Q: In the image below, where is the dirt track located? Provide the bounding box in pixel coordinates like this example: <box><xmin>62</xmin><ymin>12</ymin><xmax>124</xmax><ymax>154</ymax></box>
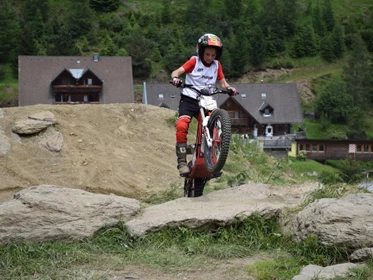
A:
<box><xmin>0</xmin><ymin>103</ymin><xmax>184</xmax><ymax>202</ymax></box>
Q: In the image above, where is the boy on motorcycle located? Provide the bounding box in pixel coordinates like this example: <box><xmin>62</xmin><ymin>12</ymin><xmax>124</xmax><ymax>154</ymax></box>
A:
<box><xmin>171</xmin><ymin>33</ymin><xmax>237</xmax><ymax>175</ymax></box>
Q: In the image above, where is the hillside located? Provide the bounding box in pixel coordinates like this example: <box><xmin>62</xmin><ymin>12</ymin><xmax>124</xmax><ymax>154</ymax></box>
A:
<box><xmin>0</xmin><ymin>103</ymin><xmax>184</xmax><ymax>203</ymax></box>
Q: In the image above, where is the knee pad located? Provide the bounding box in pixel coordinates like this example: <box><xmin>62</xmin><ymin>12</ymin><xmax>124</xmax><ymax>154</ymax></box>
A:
<box><xmin>176</xmin><ymin>115</ymin><xmax>191</xmax><ymax>143</ymax></box>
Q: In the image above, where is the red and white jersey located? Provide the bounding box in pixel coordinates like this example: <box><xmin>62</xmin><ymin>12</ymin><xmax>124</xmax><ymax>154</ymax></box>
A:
<box><xmin>181</xmin><ymin>56</ymin><xmax>223</xmax><ymax>99</ymax></box>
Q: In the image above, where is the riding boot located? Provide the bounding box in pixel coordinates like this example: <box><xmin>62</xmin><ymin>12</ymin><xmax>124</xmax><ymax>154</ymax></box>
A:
<box><xmin>176</xmin><ymin>143</ymin><xmax>190</xmax><ymax>175</ymax></box>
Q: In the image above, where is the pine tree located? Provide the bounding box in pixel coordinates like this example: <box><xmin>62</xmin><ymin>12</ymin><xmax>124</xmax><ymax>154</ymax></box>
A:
<box><xmin>312</xmin><ymin>2</ymin><xmax>326</xmax><ymax>37</ymax></box>
<box><xmin>249</xmin><ymin>25</ymin><xmax>267</xmax><ymax>67</ymax></box>
<box><xmin>229</xmin><ymin>27</ymin><xmax>250</xmax><ymax>77</ymax></box>
<box><xmin>161</xmin><ymin>0</ymin><xmax>172</xmax><ymax>25</ymax></box>
<box><xmin>259</xmin><ymin>0</ymin><xmax>285</xmax><ymax>53</ymax></box>
<box><xmin>320</xmin><ymin>34</ymin><xmax>336</xmax><ymax>63</ymax></box>
<box><xmin>331</xmin><ymin>23</ymin><xmax>345</xmax><ymax>59</ymax></box>
<box><xmin>245</xmin><ymin>0</ymin><xmax>259</xmax><ymax>25</ymax></box>
<box><xmin>282</xmin><ymin>0</ymin><xmax>298</xmax><ymax>36</ymax></box>
<box><xmin>342</xmin><ymin>35</ymin><xmax>371</xmax><ymax>109</ymax></box>
<box><xmin>89</xmin><ymin>0</ymin><xmax>120</xmax><ymax>13</ymax></box>
<box><xmin>0</xmin><ymin>1</ymin><xmax>21</xmax><ymax>63</ymax></box>
<box><xmin>322</xmin><ymin>0</ymin><xmax>335</xmax><ymax>32</ymax></box>
<box><xmin>291</xmin><ymin>24</ymin><xmax>317</xmax><ymax>58</ymax></box>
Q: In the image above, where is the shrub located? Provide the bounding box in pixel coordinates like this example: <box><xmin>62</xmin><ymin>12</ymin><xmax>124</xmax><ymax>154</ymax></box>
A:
<box><xmin>338</xmin><ymin>157</ymin><xmax>363</xmax><ymax>184</ymax></box>
<box><xmin>296</xmin><ymin>150</ymin><xmax>307</xmax><ymax>161</ymax></box>
<box><xmin>318</xmin><ymin>170</ymin><xmax>342</xmax><ymax>185</ymax></box>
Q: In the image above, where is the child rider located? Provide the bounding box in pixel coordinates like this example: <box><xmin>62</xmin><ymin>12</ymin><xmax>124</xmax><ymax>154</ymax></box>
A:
<box><xmin>171</xmin><ymin>33</ymin><xmax>237</xmax><ymax>175</ymax></box>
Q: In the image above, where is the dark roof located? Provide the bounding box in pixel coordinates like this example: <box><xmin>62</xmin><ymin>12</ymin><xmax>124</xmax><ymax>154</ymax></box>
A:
<box><xmin>144</xmin><ymin>82</ymin><xmax>303</xmax><ymax>125</ymax></box>
<box><xmin>143</xmin><ymin>83</ymin><xmax>180</xmax><ymax>111</ymax></box>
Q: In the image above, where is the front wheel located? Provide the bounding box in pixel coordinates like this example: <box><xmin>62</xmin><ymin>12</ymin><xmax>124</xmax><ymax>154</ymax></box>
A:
<box><xmin>204</xmin><ymin>109</ymin><xmax>231</xmax><ymax>174</ymax></box>
<box><xmin>184</xmin><ymin>178</ymin><xmax>206</xmax><ymax>197</ymax></box>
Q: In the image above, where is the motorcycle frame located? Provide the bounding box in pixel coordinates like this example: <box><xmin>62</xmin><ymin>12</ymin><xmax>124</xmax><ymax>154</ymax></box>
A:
<box><xmin>186</xmin><ymin>99</ymin><xmax>220</xmax><ymax>180</ymax></box>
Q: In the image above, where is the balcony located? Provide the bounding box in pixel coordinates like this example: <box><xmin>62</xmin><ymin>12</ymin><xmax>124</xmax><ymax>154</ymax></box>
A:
<box><xmin>256</xmin><ymin>135</ymin><xmax>295</xmax><ymax>149</ymax></box>
<box><xmin>231</xmin><ymin>118</ymin><xmax>247</xmax><ymax>126</ymax></box>
<box><xmin>52</xmin><ymin>85</ymin><xmax>102</xmax><ymax>93</ymax></box>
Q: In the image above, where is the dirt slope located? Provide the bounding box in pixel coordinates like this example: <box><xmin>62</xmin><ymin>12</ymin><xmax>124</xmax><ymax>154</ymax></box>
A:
<box><xmin>0</xmin><ymin>103</ymin><xmax>184</xmax><ymax>202</ymax></box>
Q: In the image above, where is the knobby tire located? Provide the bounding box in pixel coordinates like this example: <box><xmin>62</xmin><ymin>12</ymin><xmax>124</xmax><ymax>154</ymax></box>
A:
<box><xmin>184</xmin><ymin>178</ymin><xmax>206</xmax><ymax>197</ymax></box>
<box><xmin>204</xmin><ymin>109</ymin><xmax>231</xmax><ymax>174</ymax></box>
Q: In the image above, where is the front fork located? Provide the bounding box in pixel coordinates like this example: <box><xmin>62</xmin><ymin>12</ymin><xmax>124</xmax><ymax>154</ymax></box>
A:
<box><xmin>200</xmin><ymin>108</ymin><xmax>212</xmax><ymax>154</ymax></box>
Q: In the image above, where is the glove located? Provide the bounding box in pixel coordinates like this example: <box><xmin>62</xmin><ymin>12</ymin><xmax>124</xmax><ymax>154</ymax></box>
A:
<box><xmin>227</xmin><ymin>86</ymin><xmax>238</xmax><ymax>96</ymax></box>
<box><xmin>172</xmin><ymin>77</ymin><xmax>181</xmax><ymax>87</ymax></box>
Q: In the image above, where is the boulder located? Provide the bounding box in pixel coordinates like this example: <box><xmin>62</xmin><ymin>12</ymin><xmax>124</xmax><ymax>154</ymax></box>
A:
<box><xmin>286</xmin><ymin>193</ymin><xmax>373</xmax><ymax>249</ymax></box>
<box><xmin>0</xmin><ymin>185</ymin><xmax>141</xmax><ymax>244</ymax></box>
<box><xmin>293</xmin><ymin>263</ymin><xmax>364</xmax><ymax>280</ymax></box>
<box><xmin>126</xmin><ymin>182</ymin><xmax>318</xmax><ymax>236</ymax></box>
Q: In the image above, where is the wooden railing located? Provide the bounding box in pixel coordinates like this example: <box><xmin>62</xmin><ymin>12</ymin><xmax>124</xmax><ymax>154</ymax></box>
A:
<box><xmin>230</xmin><ymin>118</ymin><xmax>247</xmax><ymax>126</ymax></box>
<box><xmin>255</xmin><ymin>135</ymin><xmax>295</xmax><ymax>149</ymax></box>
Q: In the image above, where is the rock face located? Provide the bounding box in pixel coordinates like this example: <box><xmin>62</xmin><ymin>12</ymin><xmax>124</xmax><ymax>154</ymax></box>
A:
<box><xmin>0</xmin><ymin>185</ymin><xmax>141</xmax><ymax>244</ymax></box>
<box><xmin>126</xmin><ymin>183</ymin><xmax>318</xmax><ymax>236</ymax></box>
<box><xmin>12</xmin><ymin>111</ymin><xmax>56</xmax><ymax>135</ymax></box>
<box><xmin>286</xmin><ymin>193</ymin><xmax>373</xmax><ymax>249</ymax></box>
<box><xmin>293</xmin><ymin>263</ymin><xmax>364</xmax><ymax>280</ymax></box>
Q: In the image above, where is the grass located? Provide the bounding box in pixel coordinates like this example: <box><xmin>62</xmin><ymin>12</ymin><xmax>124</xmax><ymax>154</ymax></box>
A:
<box><xmin>0</xmin><ymin>215</ymin><xmax>360</xmax><ymax>280</ymax></box>
<box><xmin>303</xmin><ymin>119</ymin><xmax>349</xmax><ymax>139</ymax></box>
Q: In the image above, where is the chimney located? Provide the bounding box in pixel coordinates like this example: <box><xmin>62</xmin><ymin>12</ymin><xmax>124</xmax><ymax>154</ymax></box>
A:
<box><xmin>93</xmin><ymin>53</ymin><xmax>99</xmax><ymax>62</ymax></box>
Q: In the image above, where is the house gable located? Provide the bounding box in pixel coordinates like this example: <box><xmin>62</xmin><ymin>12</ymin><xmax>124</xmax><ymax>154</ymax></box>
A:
<box><xmin>258</xmin><ymin>102</ymin><xmax>274</xmax><ymax>117</ymax></box>
<box><xmin>51</xmin><ymin>68</ymin><xmax>104</xmax><ymax>104</ymax></box>
<box><xmin>18</xmin><ymin>55</ymin><xmax>133</xmax><ymax>106</ymax></box>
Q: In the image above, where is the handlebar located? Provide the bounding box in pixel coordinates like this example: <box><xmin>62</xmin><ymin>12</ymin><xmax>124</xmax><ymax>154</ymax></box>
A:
<box><xmin>170</xmin><ymin>80</ymin><xmax>239</xmax><ymax>96</ymax></box>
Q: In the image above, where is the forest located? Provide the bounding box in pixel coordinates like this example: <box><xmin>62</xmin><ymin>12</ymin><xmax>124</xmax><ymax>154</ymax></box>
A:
<box><xmin>1</xmin><ymin>0</ymin><xmax>373</xmax><ymax>138</ymax></box>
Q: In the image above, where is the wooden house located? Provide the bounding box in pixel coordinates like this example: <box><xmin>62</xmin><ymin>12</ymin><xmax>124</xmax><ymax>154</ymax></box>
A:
<box><xmin>143</xmin><ymin>82</ymin><xmax>303</xmax><ymax>138</ymax></box>
<box><xmin>18</xmin><ymin>55</ymin><xmax>134</xmax><ymax>106</ymax></box>
<box><xmin>294</xmin><ymin>139</ymin><xmax>373</xmax><ymax>162</ymax></box>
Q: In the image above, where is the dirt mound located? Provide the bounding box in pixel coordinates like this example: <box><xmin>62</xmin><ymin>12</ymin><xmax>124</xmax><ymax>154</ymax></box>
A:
<box><xmin>0</xmin><ymin>103</ymin><xmax>183</xmax><ymax>202</ymax></box>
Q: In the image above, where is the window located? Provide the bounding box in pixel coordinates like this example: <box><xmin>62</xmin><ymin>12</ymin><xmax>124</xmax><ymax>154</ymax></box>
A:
<box><xmin>227</xmin><ymin>100</ymin><xmax>232</xmax><ymax>107</ymax></box>
<box><xmin>357</xmin><ymin>145</ymin><xmax>372</xmax><ymax>153</ymax></box>
<box><xmin>234</xmin><ymin>112</ymin><xmax>239</xmax><ymax>119</ymax></box>
<box><xmin>170</xmin><ymin>93</ymin><xmax>175</xmax><ymax>98</ymax></box>
<box><xmin>263</xmin><ymin>108</ymin><xmax>271</xmax><ymax>117</ymax></box>
<box><xmin>62</xmin><ymin>79</ymin><xmax>70</xmax><ymax>85</ymax></box>
<box><xmin>158</xmin><ymin>93</ymin><xmax>164</xmax><ymax>99</ymax></box>
<box><xmin>261</xmin><ymin>93</ymin><xmax>266</xmax><ymax>99</ymax></box>
<box><xmin>241</xmin><ymin>93</ymin><xmax>246</xmax><ymax>99</ymax></box>
<box><xmin>87</xmin><ymin>78</ymin><xmax>92</xmax><ymax>85</ymax></box>
<box><xmin>299</xmin><ymin>143</ymin><xmax>325</xmax><ymax>153</ymax></box>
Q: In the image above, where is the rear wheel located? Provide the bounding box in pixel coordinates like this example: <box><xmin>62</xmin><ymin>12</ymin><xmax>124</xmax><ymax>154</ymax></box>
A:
<box><xmin>204</xmin><ymin>109</ymin><xmax>231</xmax><ymax>174</ymax></box>
<box><xmin>184</xmin><ymin>178</ymin><xmax>206</xmax><ymax>197</ymax></box>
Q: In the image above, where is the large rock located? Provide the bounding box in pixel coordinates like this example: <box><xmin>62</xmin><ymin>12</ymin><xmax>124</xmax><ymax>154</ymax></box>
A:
<box><xmin>293</xmin><ymin>263</ymin><xmax>364</xmax><ymax>280</ymax></box>
<box><xmin>0</xmin><ymin>129</ymin><xmax>10</xmax><ymax>155</ymax></box>
<box><xmin>29</xmin><ymin>111</ymin><xmax>56</xmax><ymax>123</ymax></box>
<box><xmin>12</xmin><ymin>111</ymin><xmax>56</xmax><ymax>135</ymax></box>
<box><xmin>0</xmin><ymin>185</ymin><xmax>141</xmax><ymax>244</ymax></box>
<box><xmin>286</xmin><ymin>193</ymin><xmax>373</xmax><ymax>249</ymax></box>
<box><xmin>126</xmin><ymin>182</ymin><xmax>318</xmax><ymax>236</ymax></box>
<box><xmin>12</xmin><ymin>119</ymin><xmax>53</xmax><ymax>135</ymax></box>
